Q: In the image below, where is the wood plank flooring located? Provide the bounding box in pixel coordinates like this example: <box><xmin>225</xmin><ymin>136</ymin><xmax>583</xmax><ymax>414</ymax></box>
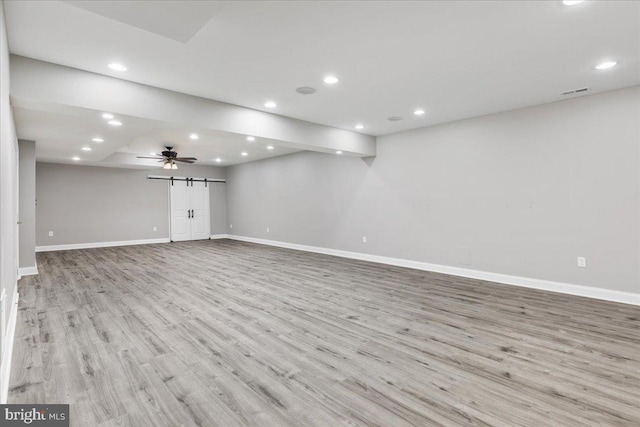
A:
<box><xmin>9</xmin><ymin>239</ymin><xmax>640</xmax><ymax>426</ymax></box>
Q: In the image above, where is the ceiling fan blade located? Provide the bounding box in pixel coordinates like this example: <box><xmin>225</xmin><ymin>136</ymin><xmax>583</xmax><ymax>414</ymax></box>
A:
<box><xmin>136</xmin><ymin>156</ymin><xmax>164</xmax><ymax>160</ymax></box>
<box><xmin>175</xmin><ymin>157</ymin><xmax>197</xmax><ymax>161</ymax></box>
<box><xmin>174</xmin><ymin>159</ymin><xmax>196</xmax><ymax>164</ymax></box>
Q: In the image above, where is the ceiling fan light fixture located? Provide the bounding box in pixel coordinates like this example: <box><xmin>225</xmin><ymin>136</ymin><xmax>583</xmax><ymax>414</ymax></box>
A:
<box><xmin>137</xmin><ymin>146</ymin><xmax>195</xmax><ymax>167</ymax></box>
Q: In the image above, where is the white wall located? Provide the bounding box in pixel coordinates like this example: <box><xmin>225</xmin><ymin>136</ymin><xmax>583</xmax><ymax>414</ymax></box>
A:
<box><xmin>0</xmin><ymin>0</ymin><xmax>19</xmax><ymax>403</ymax></box>
<box><xmin>226</xmin><ymin>86</ymin><xmax>640</xmax><ymax>296</ymax></box>
<box><xmin>35</xmin><ymin>163</ymin><xmax>226</xmax><ymax>247</ymax></box>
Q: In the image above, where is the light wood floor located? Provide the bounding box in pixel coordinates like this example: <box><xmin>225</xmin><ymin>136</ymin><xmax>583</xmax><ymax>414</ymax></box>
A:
<box><xmin>9</xmin><ymin>240</ymin><xmax>640</xmax><ymax>426</ymax></box>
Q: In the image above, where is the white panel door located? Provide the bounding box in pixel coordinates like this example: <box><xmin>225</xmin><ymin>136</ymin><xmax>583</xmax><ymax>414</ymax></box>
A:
<box><xmin>189</xmin><ymin>181</ymin><xmax>210</xmax><ymax>240</ymax></box>
<box><xmin>170</xmin><ymin>181</ymin><xmax>191</xmax><ymax>241</ymax></box>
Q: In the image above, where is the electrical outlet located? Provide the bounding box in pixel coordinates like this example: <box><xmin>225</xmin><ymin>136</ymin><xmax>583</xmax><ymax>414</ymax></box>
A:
<box><xmin>362</xmin><ymin>236</ymin><xmax>367</xmax><ymax>243</ymax></box>
<box><xmin>153</xmin><ymin>226</ymin><xmax>157</xmax><ymax>232</ymax></box>
<box><xmin>577</xmin><ymin>257</ymin><xmax>587</xmax><ymax>268</ymax></box>
<box><xmin>48</xmin><ymin>231</ymin><xmax>53</xmax><ymax>237</ymax></box>
<box><xmin>267</xmin><ymin>227</ymin><xmax>270</xmax><ymax>233</ymax></box>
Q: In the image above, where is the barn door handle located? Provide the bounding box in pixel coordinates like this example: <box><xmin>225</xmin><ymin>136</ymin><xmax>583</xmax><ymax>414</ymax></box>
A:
<box><xmin>190</xmin><ymin>209</ymin><xmax>194</xmax><ymax>217</ymax></box>
<box><xmin>187</xmin><ymin>210</ymin><xmax>191</xmax><ymax>218</ymax></box>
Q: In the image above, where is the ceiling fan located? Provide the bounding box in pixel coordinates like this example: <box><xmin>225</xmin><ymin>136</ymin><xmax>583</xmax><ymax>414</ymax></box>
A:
<box><xmin>137</xmin><ymin>146</ymin><xmax>197</xmax><ymax>170</ymax></box>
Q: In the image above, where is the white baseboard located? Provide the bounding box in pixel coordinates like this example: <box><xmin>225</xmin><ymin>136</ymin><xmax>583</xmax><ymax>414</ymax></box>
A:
<box><xmin>227</xmin><ymin>235</ymin><xmax>640</xmax><ymax>306</ymax></box>
<box><xmin>209</xmin><ymin>234</ymin><xmax>230</xmax><ymax>240</ymax></box>
<box><xmin>36</xmin><ymin>237</ymin><xmax>170</xmax><ymax>252</ymax></box>
<box><xmin>1</xmin><ymin>290</ymin><xmax>19</xmax><ymax>404</ymax></box>
<box><xmin>18</xmin><ymin>265</ymin><xmax>38</xmax><ymax>277</ymax></box>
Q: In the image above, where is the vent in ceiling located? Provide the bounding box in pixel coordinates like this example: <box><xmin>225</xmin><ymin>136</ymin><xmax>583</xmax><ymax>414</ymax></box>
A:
<box><xmin>296</xmin><ymin>87</ymin><xmax>316</xmax><ymax>95</ymax></box>
<box><xmin>561</xmin><ymin>87</ymin><xmax>589</xmax><ymax>96</ymax></box>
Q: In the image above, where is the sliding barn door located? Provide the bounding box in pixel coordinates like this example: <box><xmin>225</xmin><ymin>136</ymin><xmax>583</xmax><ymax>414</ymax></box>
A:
<box><xmin>169</xmin><ymin>180</ymin><xmax>210</xmax><ymax>241</ymax></box>
<box><xmin>189</xmin><ymin>181</ymin><xmax>210</xmax><ymax>240</ymax></box>
<box><xmin>170</xmin><ymin>181</ymin><xmax>191</xmax><ymax>242</ymax></box>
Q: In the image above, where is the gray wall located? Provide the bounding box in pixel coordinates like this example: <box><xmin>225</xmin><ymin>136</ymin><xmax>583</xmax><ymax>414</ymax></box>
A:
<box><xmin>36</xmin><ymin>163</ymin><xmax>226</xmax><ymax>246</ymax></box>
<box><xmin>0</xmin><ymin>0</ymin><xmax>18</xmax><ymax>364</ymax></box>
<box><xmin>210</xmin><ymin>182</ymin><xmax>227</xmax><ymax>236</ymax></box>
<box><xmin>226</xmin><ymin>86</ymin><xmax>640</xmax><ymax>295</ymax></box>
<box><xmin>18</xmin><ymin>140</ymin><xmax>35</xmax><ymax>268</ymax></box>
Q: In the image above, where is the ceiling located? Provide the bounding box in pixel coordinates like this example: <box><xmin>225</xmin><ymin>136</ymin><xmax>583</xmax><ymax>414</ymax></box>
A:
<box><xmin>13</xmin><ymin>106</ymin><xmax>300</xmax><ymax>168</ymax></box>
<box><xmin>4</xmin><ymin>0</ymin><xmax>640</xmax><ymax>166</ymax></box>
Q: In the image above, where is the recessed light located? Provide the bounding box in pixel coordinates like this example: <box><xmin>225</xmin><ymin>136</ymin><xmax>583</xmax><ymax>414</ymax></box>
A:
<box><xmin>150</xmin><ymin>152</ymin><xmax>157</xmax><ymax>155</ymax></box>
<box><xmin>72</xmin><ymin>156</ymin><xmax>80</xmax><ymax>161</ymax></box>
<box><xmin>595</xmin><ymin>60</ymin><xmax>617</xmax><ymax>70</ymax></box>
<box><xmin>81</xmin><ymin>147</ymin><xmax>92</xmax><ymax>151</ymax></box>
<box><xmin>414</xmin><ymin>109</ymin><xmax>425</xmax><ymax>116</ymax></box>
<box><xmin>563</xmin><ymin>0</ymin><xmax>584</xmax><ymax>5</ymax></box>
<box><xmin>247</xmin><ymin>136</ymin><xmax>255</xmax><ymax>142</ymax></box>
<box><xmin>101</xmin><ymin>113</ymin><xmax>113</xmax><ymax>120</ymax></box>
<box><xmin>107</xmin><ymin>120</ymin><xmax>122</xmax><ymax>126</ymax></box>
<box><xmin>108</xmin><ymin>63</ymin><xmax>127</xmax><ymax>72</ymax></box>
<box><xmin>336</xmin><ymin>150</ymin><xmax>342</xmax><ymax>155</ymax></box>
<box><xmin>189</xmin><ymin>133</ymin><xmax>199</xmax><ymax>140</ymax></box>
<box><xmin>92</xmin><ymin>137</ymin><xmax>104</xmax><ymax>143</ymax></box>
<box><xmin>324</xmin><ymin>75</ymin><xmax>339</xmax><ymax>85</ymax></box>
<box><xmin>215</xmin><ymin>158</ymin><xmax>222</xmax><ymax>163</ymax></box>
<box><xmin>241</xmin><ymin>151</ymin><xmax>248</xmax><ymax>156</ymax></box>
<box><xmin>355</xmin><ymin>124</ymin><xmax>364</xmax><ymax>130</ymax></box>
<box><xmin>267</xmin><ymin>145</ymin><xmax>274</xmax><ymax>150</ymax></box>
<box><xmin>264</xmin><ymin>101</ymin><xmax>277</xmax><ymax>108</ymax></box>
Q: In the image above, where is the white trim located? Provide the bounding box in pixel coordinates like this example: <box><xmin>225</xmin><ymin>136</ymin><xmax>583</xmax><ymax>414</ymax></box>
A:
<box><xmin>227</xmin><ymin>235</ymin><xmax>640</xmax><ymax>306</ymax></box>
<box><xmin>209</xmin><ymin>234</ymin><xmax>229</xmax><ymax>240</ymax></box>
<box><xmin>36</xmin><ymin>238</ymin><xmax>170</xmax><ymax>252</ymax></box>
<box><xmin>1</xmin><ymin>290</ymin><xmax>19</xmax><ymax>404</ymax></box>
<box><xmin>18</xmin><ymin>265</ymin><xmax>38</xmax><ymax>277</ymax></box>
<box><xmin>167</xmin><ymin>181</ymin><xmax>172</xmax><ymax>246</ymax></box>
